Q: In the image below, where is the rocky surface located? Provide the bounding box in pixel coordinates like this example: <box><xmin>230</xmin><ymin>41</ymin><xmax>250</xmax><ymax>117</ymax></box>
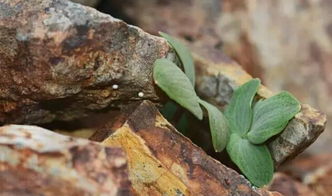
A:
<box><xmin>93</xmin><ymin>100</ymin><xmax>281</xmax><ymax>196</ymax></box>
<box><xmin>0</xmin><ymin>0</ymin><xmax>170</xmax><ymax>124</ymax></box>
<box><xmin>280</xmin><ymin>153</ymin><xmax>332</xmax><ymax>196</ymax></box>
<box><xmin>0</xmin><ymin>0</ymin><xmax>326</xmax><ymax>170</ymax></box>
<box><xmin>0</xmin><ymin>0</ymin><xmax>328</xmax><ymax>195</ymax></box>
<box><xmin>0</xmin><ymin>103</ymin><xmax>283</xmax><ymax>196</ymax></box>
<box><xmin>109</xmin><ymin>0</ymin><xmax>233</xmax><ymax>71</ymax></box>
<box><xmin>269</xmin><ymin>173</ymin><xmax>316</xmax><ymax>196</ymax></box>
<box><xmin>0</xmin><ymin>125</ymin><xmax>133</xmax><ymax>195</ymax></box>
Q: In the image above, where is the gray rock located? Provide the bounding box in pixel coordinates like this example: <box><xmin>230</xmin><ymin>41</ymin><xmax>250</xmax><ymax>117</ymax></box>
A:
<box><xmin>269</xmin><ymin>104</ymin><xmax>326</xmax><ymax>167</ymax></box>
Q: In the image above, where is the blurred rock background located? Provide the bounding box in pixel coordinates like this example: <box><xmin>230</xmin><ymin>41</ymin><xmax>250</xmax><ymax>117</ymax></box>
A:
<box><xmin>71</xmin><ymin>0</ymin><xmax>332</xmax><ymax>194</ymax></box>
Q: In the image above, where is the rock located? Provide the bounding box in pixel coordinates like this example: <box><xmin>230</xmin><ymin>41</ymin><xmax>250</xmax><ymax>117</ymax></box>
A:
<box><xmin>92</xmin><ymin>100</ymin><xmax>281</xmax><ymax>196</ymax></box>
<box><xmin>269</xmin><ymin>173</ymin><xmax>316</xmax><ymax>196</ymax></box>
<box><xmin>0</xmin><ymin>0</ymin><xmax>326</xmax><ymax>169</ymax></box>
<box><xmin>280</xmin><ymin>154</ymin><xmax>332</xmax><ymax>196</ymax></box>
<box><xmin>0</xmin><ymin>125</ymin><xmax>133</xmax><ymax>195</ymax></box>
<box><xmin>268</xmin><ymin>104</ymin><xmax>326</xmax><ymax>166</ymax></box>
<box><xmin>55</xmin><ymin>128</ymin><xmax>96</xmax><ymax>139</ymax></box>
<box><xmin>0</xmin><ymin>103</ymin><xmax>283</xmax><ymax>195</ymax></box>
<box><xmin>109</xmin><ymin>0</ymin><xmax>232</xmax><ymax>70</ymax></box>
<box><xmin>0</xmin><ymin>0</ymin><xmax>170</xmax><ymax>124</ymax></box>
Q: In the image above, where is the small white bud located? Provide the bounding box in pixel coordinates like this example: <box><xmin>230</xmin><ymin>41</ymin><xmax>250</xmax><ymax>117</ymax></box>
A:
<box><xmin>112</xmin><ymin>84</ymin><xmax>119</xmax><ymax>90</ymax></box>
<box><xmin>138</xmin><ymin>92</ymin><xmax>144</xmax><ymax>97</ymax></box>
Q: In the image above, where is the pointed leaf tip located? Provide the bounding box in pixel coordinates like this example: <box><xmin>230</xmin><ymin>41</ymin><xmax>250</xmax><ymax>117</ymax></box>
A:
<box><xmin>159</xmin><ymin>32</ymin><xmax>195</xmax><ymax>86</ymax></box>
<box><xmin>199</xmin><ymin>99</ymin><xmax>229</xmax><ymax>152</ymax></box>
<box><xmin>153</xmin><ymin>58</ymin><xmax>203</xmax><ymax>120</ymax></box>
<box><xmin>225</xmin><ymin>79</ymin><xmax>261</xmax><ymax>135</ymax></box>
<box><xmin>227</xmin><ymin>134</ymin><xmax>274</xmax><ymax>187</ymax></box>
<box><xmin>247</xmin><ymin>91</ymin><xmax>301</xmax><ymax>144</ymax></box>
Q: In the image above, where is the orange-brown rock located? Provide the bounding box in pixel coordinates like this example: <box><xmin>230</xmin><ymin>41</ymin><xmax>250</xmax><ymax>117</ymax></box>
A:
<box><xmin>269</xmin><ymin>173</ymin><xmax>316</xmax><ymax>196</ymax></box>
<box><xmin>0</xmin><ymin>0</ymin><xmax>326</xmax><ymax>173</ymax></box>
<box><xmin>0</xmin><ymin>125</ymin><xmax>134</xmax><ymax>196</ymax></box>
<box><xmin>281</xmin><ymin>154</ymin><xmax>332</xmax><ymax>196</ymax></box>
<box><xmin>92</xmin><ymin>100</ymin><xmax>282</xmax><ymax>196</ymax></box>
<box><xmin>0</xmin><ymin>102</ymin><xmax>283</xmax><ymax>196</ymax></box>
<box><xmin>0</xmin><ymin>0</ymin><xmax>170</xmax><ymax>124</ymax></box>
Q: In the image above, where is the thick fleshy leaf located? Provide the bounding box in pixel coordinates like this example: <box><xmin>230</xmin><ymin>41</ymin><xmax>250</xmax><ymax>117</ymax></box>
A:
<box><xmin>153</xmin><ymin>58</ymin><xmax>203</xmax><ymax>120</ymax></box>
<box><xmin>199</xmin><ymin>99</ymin><xmax>229</xmax><ymax>152</ymax></box>
<box><xmin>247</xmin><ymin>92</ymin><xmax>301</xmax><ymax>144</ymax></box>
<box><xmin>159</xmin><ymin>32</ymin><xmax>195</xmax><ymax>86</ymax></box>
<box><xmin>225</xmin><ymin>79</ymin><xmax>260</xmax><ymax>135</ymax></box>
<box><xmin>227</xmin><ymin>134</ymin><xmax>274</xmax><ymax>187</ymax></box>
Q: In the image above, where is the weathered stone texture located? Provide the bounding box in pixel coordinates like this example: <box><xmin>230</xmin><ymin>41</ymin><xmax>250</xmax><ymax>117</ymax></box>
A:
<box><xmin>0</xmin><ymin>125</ymin><xmax>133</xmax><ymax>196</ymax></box>
<box><xmin>0</xmin><ymin>0</ymin><xmax>326</xmax><ymax>170</ymax></box>
<box><xmin>269</xmin><ymin>173</ymin><xmax>316</xmax><ymax>196</ymax></box>
<box><xmin>0</xmin><ymin>0</ymin><xmax>170</xmax><ymax>124</ymax></box>
<box><xmin>0</xmin><ymin>103</ymin><xmax>283</xmax><ymax>196</ymax></box>
<box><xmin>280</xmin><ymin>153</ymin><xmax>332</xmax><ymax>196</ymax></box>
<box><xmin>93</xmin><ymin>101</ymin><xmax>281</xmax><ymax>196</ymax></box>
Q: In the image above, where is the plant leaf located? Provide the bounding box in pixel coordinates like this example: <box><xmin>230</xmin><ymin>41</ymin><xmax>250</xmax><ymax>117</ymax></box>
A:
<box><xmin>153</xmin><ymin>58</ymin><xmax>203</xmax><ymax>120</ymax></box>
<box><xmin>225</xmin><ymin>79</ymin><xmax>260</xmax><ymax>135</ymax></box>
<box><xmin>247</xmin><ymin>92</ymin><xmax>301</xmax><ymax>144</ymax></box>
<box><xmin>199</xmin><ymin>99</ymin><xmax>229</xmax><ymax>152</ymax></box>
<box><xmin>159</xmin><ymin>32</ymin><xmax>195</xmax><ymax>86</ymax></box>
<box><xmin>227</xmin><ymin>134</ymin><xmax>274</xmax><ymax>187</ymax></box>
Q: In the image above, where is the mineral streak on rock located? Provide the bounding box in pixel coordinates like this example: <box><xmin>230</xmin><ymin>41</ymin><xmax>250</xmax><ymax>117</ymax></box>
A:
<box><xmin>0</xmin><ymin>0</ymin><xmax>170</xmax><ymax>124</ymax></box>
<box><xmin>96</xmin><ymin>101</ymin><xmax>281</xmax><ymax>196</ymax></box>
<box><xmin>194</xmin><ymin>56</ymin><xmax>326</xmax><ymax>167</ymax></box>
<box><xmin>0</xmin><ymin>125</ymin><xmax>134</xmax><ymax>196</ymax></box>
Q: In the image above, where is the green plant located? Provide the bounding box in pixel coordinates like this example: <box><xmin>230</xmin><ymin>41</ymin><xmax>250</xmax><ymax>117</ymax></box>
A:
<box><xmin>158</xmin><ymin>32</ymin><xmax>197</xmax><ymax>135</ymax></box>
<box><xmin>154</xmin><ymin>32</ymin><xmax>229</xmax><ymax>152</ymax></box>
<box><xmin>225</xmin><ymin>79</ymin><xmax>301</xmax><ymax>186</ymax></box>
<box><xmin>159</xmin><ymin>32</ymin><xmax>195</xmax><ymax>86</ymax></box>
<box><xmin>153</xmin><ymin>32</ymin><xmax>301</xmax><ymax>187</ymax></box>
